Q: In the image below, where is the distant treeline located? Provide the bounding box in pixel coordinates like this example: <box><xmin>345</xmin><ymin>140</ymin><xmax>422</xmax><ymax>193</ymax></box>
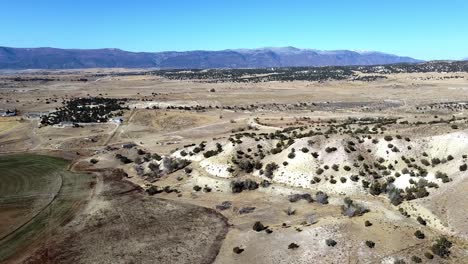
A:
<box><xmin>142</xmin><ymin>61</ymin><xmax>468</xmax><ymax>82</ymax></box>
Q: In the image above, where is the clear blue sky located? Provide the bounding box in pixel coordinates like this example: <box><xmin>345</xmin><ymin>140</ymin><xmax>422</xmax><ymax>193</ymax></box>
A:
<box><xmin>1</xmin><ymin>0</ymin><xmax>467</xmax><ymax>60</ymax></box>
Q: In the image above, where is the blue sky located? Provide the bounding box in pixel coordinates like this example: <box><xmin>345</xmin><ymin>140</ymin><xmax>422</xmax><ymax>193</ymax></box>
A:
<box><xmin>1</xmin><ymin>0</ymin><xmax>467</xmax><ymax>60</ymax></box>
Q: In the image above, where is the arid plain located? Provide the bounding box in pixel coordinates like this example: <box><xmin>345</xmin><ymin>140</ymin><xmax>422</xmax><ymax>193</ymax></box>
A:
<box><xmin>1</xmin><ymin>67</ymin><xmax>468</xmax><ymax>264</ymax></box>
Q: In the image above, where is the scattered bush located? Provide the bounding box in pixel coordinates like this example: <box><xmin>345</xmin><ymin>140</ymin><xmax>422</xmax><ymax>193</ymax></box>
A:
<box><xmin>233</xmin><ymin>247</ymin><xmax>244</xmax><ymax>254</ymax></box>
<box><xmin>288</xmin><ymin>243</ymin><xmax>300</xmax><ymax>249</ymax></box>
<box><xmin>264</xmin><ymin>162</ymin><xmax>279</xmax><ymax>179</ymax></box>
<box><xmin>431</xmin><ymin>236</ymin><xmax>452</xmax><ymax>258</ymax></box>
<box><xmin>414</xmin><ymin>230</ymin><xmax>425</xmax><ymax>239</ymax></box>
<box><xmin>365</xmin><ymin>240</ymin><xmax>375</xmax><ymax>248</ymax></box>
<box><xmin>231</xmin><ymin>179</ymin><xmax>259</xmax><ymax>193</ymax></box>
<box><xmin>239</xmin><ymin>207</ymin><xmax>256</xmax><ymax>214</ymax></box>
<box><xmin>253</xmin><ymin>221</ymin><xmax>267</xmax><ymax>232</ymax></box>
<box><xmin>216</xmin><ymin>201</ymin><xmax>232</xmax><ymax>211</ymax></box>
<box><xmin>288</xmin><ymin>193</ymin><xmax>313</xmax><ymax>203</ymax></box>
<box><xmin>460</xmin><ymin>163</ymin><xmax>467</xmax><ymax>171</ymax></box>
<box><xmin>341</xmin><ymin>197</ymin><xmax>369</xmax><ymax>217</ymax></box>
<box><xmin>316</xmin><ymin>191</ymin><xmax>329</xmax><ymax>204</ymax></box>
<box><xmin>369</xmin><ymin>182</ymin><xmax>382</xmax><ymax>196</ymax></box>
<box><xmin>325</xmin><ymin>146</ymin><xmax>338</xmax><ymax>153</ymax></box>
<box><xmin>146</xmin><ymin>186</ymin><xmax>163</xmax><ymax>195</ymax></box>
<box><xmin>325</xmin><ymin>239</ymin><xmax>337</xmax><ymax>247</ymax></box>
<box><xmin>424</xmin><ymin>252</ymin><xmax>434</xmax><ymax>259</ymax></box>
<box><xmin>416</xmin><ymin>216</ymin><xmax>427</xmax><ymax>226</ymax></box>
<box><xmin>285</xmin><ymin>207</ymin><xmax>296</xmax><ymax>216</ymax></box>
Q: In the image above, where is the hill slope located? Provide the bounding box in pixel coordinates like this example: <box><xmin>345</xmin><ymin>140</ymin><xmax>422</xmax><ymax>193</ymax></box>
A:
<box><xmin>0</xmin><ymin>46</ymin><xmax>421</xmax><ymax>69</ymax></box>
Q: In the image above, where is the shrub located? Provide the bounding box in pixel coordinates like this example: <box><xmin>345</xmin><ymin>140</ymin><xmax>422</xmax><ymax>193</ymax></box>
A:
<box><xmin>316</xmin><ymin>191</ymin><xmax>329</xmax><ymax>204</ymax></box>
<box><xmin>203</xmin><ymin>149</ymin><xmax>220</xmax><ymax>158</ymax></box>
<box><xmin>384</xmin><ymin>135</ymin><xmax>393</xmax><ymax>141</ymax></box>
<box><xmin>365</xmin><ymin>240</ymin><xmax>375</xmax><ymax>248</ymax></box>
<box><xmin>460</xmin><ymin>163</ymin><xmax>467</xmax><ymax>171</ymax></box>
<box><xmin>233</xmin><ymin>247</ymin><xmax>244</xmax><ymax>254</ymax></box>
<box><xmin>414</xmin><ymin>230</ymin><xmax>425</xmax><ymax>239</ymax></box>
<box><xmin>431</xmin><ymin>237</ymin><xmax>452</xmax><ymax>258</ymax></box>
<box><xmin>288</xmin><ymin>193</ymin><xmax>313</xmax><ymax>203</ymax></box>
<box><xmin>369</xmin><ymin>182</ymin><xmax>382</xmax><ymax>195</ymax></box>
<box><xmin>162</xmin><ymin>157</ymin><xmax>190</xmax><ymax>173</ymax></box>
<box><xmin>239</xmin><ymin>206</ymin><xmax>256</xmax><ymax>214</ymax></box>
<box><xmin>431</xmin><ymin>158</ymin><xmax>441</xmax><ymax>166</ymax></box>
<box><xmin>264</xmin><ymin>162</ymin><xmax>279</xmax><ymax>178</ymax></box>
<box><xmin>215</xmin><ymin>201</ymin><xmax>233</xmax><ymax>211</ymax></box>
<box><xmin>416</xmin><ymin>216</ymin><xmax>427</xmax><ymax>226</ymax></box>
<box><xmin>288</xmin><ymin>243</ymin><xmax>299</xmax><ymax>249</ymax></box>
<box><xmin>325</xmin><ymin>146</ymin><xmax>337</xmax><ymax>153</ymax></box>
<box><xmin>343</xmin><ymin>165</ymin><xmax>351</xmax><ymax>171</ymax></box>
<box><xmin>411</xmin><ymin>256</ymin><xmax>422</xmax><ymax>263</ymax></box>
<box><xmin>424</xmin><ymin>252</ymin><xmax>434</xmax><ymax>259</ymax></box>
<box><xmin>237</xmin><ymin>160</ymin><xmax>254</xmax><ymax>173</ymax></box>
<box><xmin>146</xmin><ymin>186</ymin><xmax>163</xmax><ymax>195</ymax></box>
<box><xmin>420</xmin><ymin>159</ymin><xmax>430</xmax><ymax>166</ymax></box>
<box><xmin>435</xmin><ymin>171</ymin><xmax>451</xmax><ymax>183</ymax></box>
<box><xmin>341</xmin><ymin>197</ymin><xmax>369</xmax><ymax>217</ymax></box>
<box><xmin>285</xmin><ymin>207</ymin><xmax>296</xmax><ymax>215</ymax></box>
<box><xmin>260</xmin><ymin>180</ymin><xmax>271</xmax><ymax>188</ymax></box>
<box><xmin>231</xmin><ymin>179</ymin><xmax>259</xmax><ymax>193</ymax></box>
<box><xmin>253</xmin><ymin>221</ymin><xmax>267</xmax><ymax>232</ymax></box>
<box><xmin>115</xmin><ymin>154</ymin><xmax>132</xmax><ymax>164</ymax></box>
<box><xmin>325</xmin><ymin>239</ymin><xmax>337</xmax><ymax>247</ymax></box>
<box><xmin>388</xmin><ymin>188</ymin><xmax>404</xmax><ymax>206</ymax></box>
<box><xmin>362</xmin><ymin>180</ymin><xmax>370</xmax><ymax>188</ymax></box>
<box><xmin>332</xmin><ymin>164</ymin><xmax>339</xmax><ymax>171</ymax></box>
<box><xmin>193</xmin><ymin>185</ymin><xmax>202</xmax><ymax>192</ymax></box>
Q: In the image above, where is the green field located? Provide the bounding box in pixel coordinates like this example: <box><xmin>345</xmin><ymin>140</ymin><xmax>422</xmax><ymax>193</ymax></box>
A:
<box><xmin>0</xmin><ymin>154</ymin><xmax>95</xmax><ymax>262</ymax></box>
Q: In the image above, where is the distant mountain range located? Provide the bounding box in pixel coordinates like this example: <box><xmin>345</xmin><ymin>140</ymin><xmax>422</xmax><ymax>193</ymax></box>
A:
<box><xmin>0</xmin><ymin>46</ymin><xmax>422</xmax><ymax>69</ymax></box>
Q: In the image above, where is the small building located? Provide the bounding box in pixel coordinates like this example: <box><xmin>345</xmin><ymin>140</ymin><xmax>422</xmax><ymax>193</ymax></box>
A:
<box><xmin>0</xmin><ymin>109</ymin><xmax>16</xmax><ymax>117</ymax></box>
<box><xmin>25</xmin><ymin>112</ymin><xmax>49</xmax><ymax>119</ymax></box>
<box><xmin>109</xmin><ymin>117</ymin><xmax>124</xmax><ymax>124</ymax></box>
<box><xmin>54</xmin><ymin>121</ymin><xmax>77</xmax><ymax>128</ymax></box>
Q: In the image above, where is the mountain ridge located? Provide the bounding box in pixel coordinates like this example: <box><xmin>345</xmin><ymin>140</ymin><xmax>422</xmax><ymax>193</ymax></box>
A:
<box><xmin>0</xmin><ymin>46</ymin><xmax>422</xmax><ymax>69</ymax></box>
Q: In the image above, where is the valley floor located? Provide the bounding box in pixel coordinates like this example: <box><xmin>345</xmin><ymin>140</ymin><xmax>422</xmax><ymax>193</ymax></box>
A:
<box><xmin>0</xmin><ymin>70</ymin><xmax>468</xmax><ymax>263</ymax></box>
